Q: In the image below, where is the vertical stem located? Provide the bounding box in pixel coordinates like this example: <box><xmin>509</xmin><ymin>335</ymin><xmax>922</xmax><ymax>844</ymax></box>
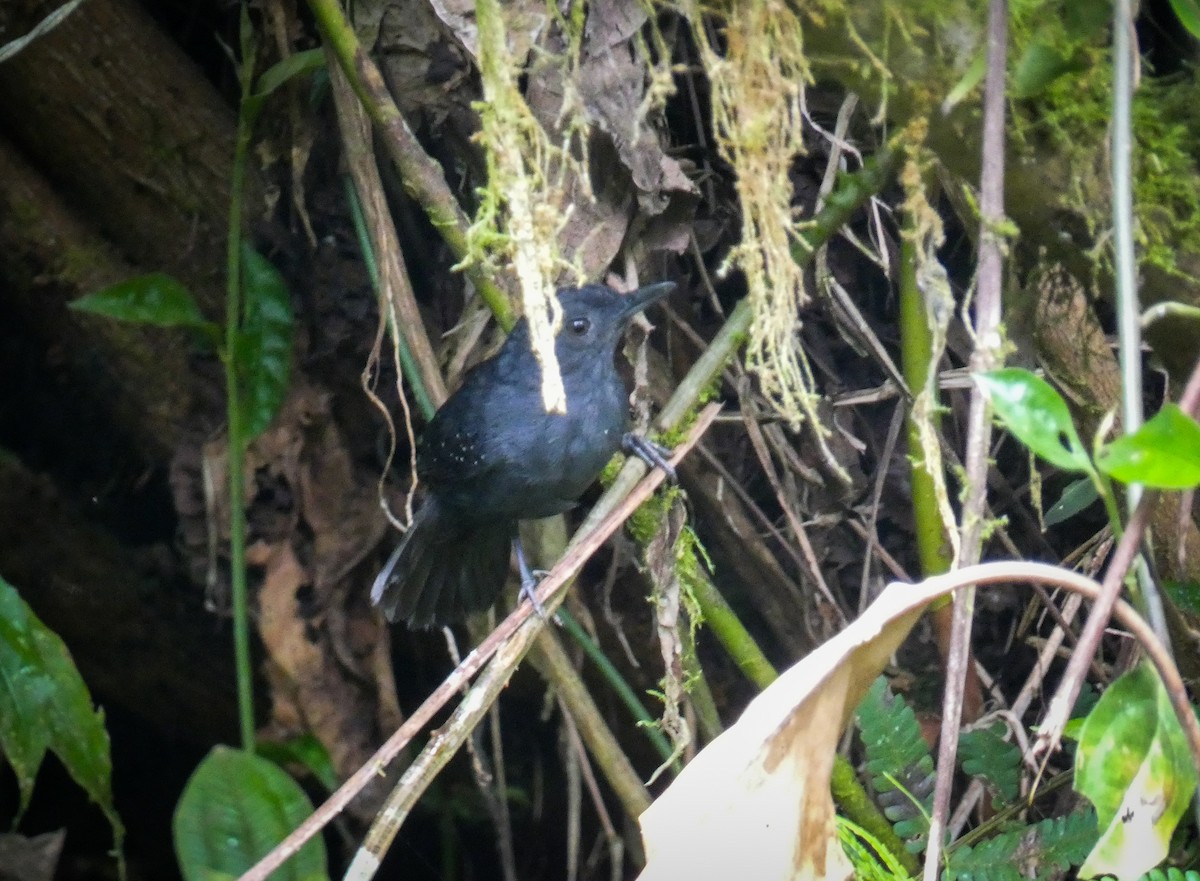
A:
<box><xmin>924</xmin><ymin>2</ymin><xmax>1007</xmax><ymax>878</ymax></box>
<box><xmin>899</xmin><ymin>231</ymin><xmax>951</xmax><ymax>578</ymax></box>
<box><xmin>1112</xmin><ymin>0</ymin><xmax>1142</xmax><ymax>478</ymax></box>
<box><xmin>225</xmin><ymin>10</ymin><xmax>257</xmax><ymax>754</ymax></box>
<box><xmin>1110</xmin><ymin>0</ymin><xmax>1170</xmax><ymax>646</ymax></box>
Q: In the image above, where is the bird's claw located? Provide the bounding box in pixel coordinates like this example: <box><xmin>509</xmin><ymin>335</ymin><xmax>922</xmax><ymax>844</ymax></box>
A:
<box><xmin>622</xmin><ymin>432</ymin><xmax>677</xmax><ymax>482</ymax></box>
<box><xmin>518</xmin><ymin>574</ymin><xmax>548</xmax><ymax>620</ymax></box>
<box><xmin>513</xmin><ymin>537</ymin><xmax>550</xmax><ymax>620</ymax></box>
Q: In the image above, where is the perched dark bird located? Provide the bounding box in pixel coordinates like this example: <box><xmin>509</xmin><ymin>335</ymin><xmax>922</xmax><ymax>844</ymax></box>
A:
<box><xmin>372</xmin><ymin>281</ymin><xmax>676</xmax><ymax>627</ymax></box>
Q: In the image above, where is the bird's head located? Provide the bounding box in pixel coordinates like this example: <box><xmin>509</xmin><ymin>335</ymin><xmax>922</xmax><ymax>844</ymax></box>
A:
<box><xmin>551</xmin><ymin>282</ymin><xmax>674</xmax><ymax>366</ymax></box>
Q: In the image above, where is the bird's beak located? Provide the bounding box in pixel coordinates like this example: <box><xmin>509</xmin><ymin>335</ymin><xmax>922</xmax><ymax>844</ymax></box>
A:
<box><xmin>619</xmin><ymin>281</ymin><xmax>675</xmax><ymax>320</ymax></box>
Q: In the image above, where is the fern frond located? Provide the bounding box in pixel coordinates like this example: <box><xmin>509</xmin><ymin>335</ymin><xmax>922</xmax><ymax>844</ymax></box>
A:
<box><xmin>959</xmin><ymin>723</ymin><xmax>1022</xmax><ymax>804</ymax></box>
<box><xmin>946</xmin><ymin>809</ymin><xmax>1097</xmax><ymax>881</ymax></box>
<box><xmin>856</xmin><ymin>677</ymin><xmax>936</xmax><ymax>852</ymax></box>
<box><xmin>1139</xmin><ymin>869</ymin><xmax>1200</xmax><ymax>881</ymax></box>
<box><xmin>837</xmin><ymin>815</ymin><xmax>915</xmax><ymax>881</ymax></box>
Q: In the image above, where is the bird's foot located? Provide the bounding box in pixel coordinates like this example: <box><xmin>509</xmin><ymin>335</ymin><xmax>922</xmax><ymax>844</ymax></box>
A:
<box><xmin>622</xmin><ymin>432</ymin><xmax>677</xmax><ymax>482</ymax></box>
<box><xmin>518</xmin><ymin>572</ymin><xmax>549</xmax><ymax>620</ymax></box>
<box><xmin>513</xmin><ymin>537</ymin><xmax>549</xmax><ymax>620</ymax></box>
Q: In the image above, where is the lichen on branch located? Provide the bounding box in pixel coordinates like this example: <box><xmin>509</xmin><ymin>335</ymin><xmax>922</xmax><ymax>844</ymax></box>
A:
<box><xmin>685</xmin><ymin>0</ymin><xmax>824</xmax><ymax>433</ymax></box>
<box><xmin>467</xmin><ymin>0</ymin><xmax>588</xmax><ymax>414</ymax></box>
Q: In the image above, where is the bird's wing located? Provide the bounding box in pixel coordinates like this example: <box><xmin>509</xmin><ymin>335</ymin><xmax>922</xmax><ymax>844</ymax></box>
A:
<box><xmin>416</xmin><ymin>366</ymin><xmax>507</xmax><ymax>489</ymax></box>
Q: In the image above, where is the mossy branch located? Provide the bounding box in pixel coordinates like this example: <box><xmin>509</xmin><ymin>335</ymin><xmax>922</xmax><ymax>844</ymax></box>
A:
<box><xmin>305</xmin><ymin>0</ymin><xmax>515</xmax><ymax>328</ymax></box>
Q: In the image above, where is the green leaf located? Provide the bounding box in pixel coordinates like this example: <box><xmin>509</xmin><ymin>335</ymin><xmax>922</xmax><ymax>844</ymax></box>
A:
<box><xmin>236</xmin><ymin>244</ymin><xmax>293</xmax><ymax>441</ymax></box>
<box><xmin>242</xmin><ymin>49</ymin><xmax>326</xmax><ymax>125</ymax></box>
<box><xmin>71</xmin><ymin>274</ymin><xmax>218</xmax><ymax>338</ymax></box>
<box><xmin>1012</xmin><ymin>42</ymin><xmax>1085</xmax><ymax>99</ymax></box>
<box><xmin>0</xmin><ymin>574</ymin><xmax>124</xmax><ymax>854</ymax></box>
<box><xmin>257</xmin><ymin>734</ymin><xmax>337</xmax><ymax>793</ymax></box>
<box><xmin>976</xmin><ymin>369</ymin><xmax>1092</xmax><ymax>473</ymax></box>
<box><xmin>959</xmin><ymin>724</ymin><xmax>1021</xmax><ymax>803</ymax></box>
<box><xmin>174</xmin><ymin>746</ymin><xmax>328</xmax><ymax>881</ymax></box>
<box><xmin>1169</xmin><ymin>0</ymin><xmax>1200</xmax><ymax>39</ymax></box>
<box><xmin>1162</xmin><ymin>580</ymin><xmax>1200</xmax><ymax>618</ymax></box>
<box><xmin>255</xmin><ymin>49</ymin><xmax>326</xmax><ymax>100</ymax></box>
<box><xmin>1044</xmin><ymin>477</ymin><xmax>1100</xmax><ymax>527</ymax></box>
<box><xmin>942</xmin><ymin>51</ymin><xmax>986</xmax><ymax>113</ymax></box>
<box><xmin>1075</xmin><ymin>662</ymin><xmax>1197</xmax><ymax>879</ymax></box>
<box><xmin>1095</xmin><ymin>404</ymin><xmax>1200</xmax><ymax>489</ymax></box>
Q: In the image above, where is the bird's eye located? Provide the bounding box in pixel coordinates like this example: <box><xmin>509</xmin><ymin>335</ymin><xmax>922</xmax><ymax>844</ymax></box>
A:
<box><xmin>570</xmin><ymin>317</ymin><xmax>591</xmax><ymax>336</ymax></box>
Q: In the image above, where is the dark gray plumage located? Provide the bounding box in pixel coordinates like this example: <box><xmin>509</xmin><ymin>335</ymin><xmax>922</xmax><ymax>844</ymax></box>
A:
<box><xmin>371</xmin><ymin>282</ymin><xmax>674</xmax><ymax>627</ymax></box>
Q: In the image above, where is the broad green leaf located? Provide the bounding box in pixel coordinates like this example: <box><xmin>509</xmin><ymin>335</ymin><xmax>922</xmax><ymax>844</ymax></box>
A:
<box><xmin>174</xmin><ymin>746</ymin><xmax>328</xmax><ymax>881</ymax></box>
<box><xmin>0</xmin><ymin>574</ymin><xmax>124</xmax><ymax>854</ymax></box>
<box><xmin>236</xmin><ymin>244</ymin><xmax>293</xmax><ymax>441</ymax></box>
<box><xmin>976</xmin><ymin>369</ymin><xmax>1092</xmax><ymax>473</ymax></box>
<box><xmin>71</xmin><ymin>274</ymin><xmax>218</xmax><ymax>339</ymax></box>
<box><xmin>257</xmin><ymin>734</ymin><xmax>337</xmax><ymax>793</ymax></box>
<box><xmin>1170</xmin><ymin>0</ymin><xmax>1200</xmax><ymax>39</ymax></box>
<box><xmin>1044</xmin><ymin>477</ymin><xmax>1100</xmax><ymax>527</ymax></box>
<box><xmin>1095</xmin><ymin>404</ymin><xmax>1200</xmax><ymax>489</ymax></box>
<box><xmin>1076</xmin><ymin>662</ymin><xmax>1196</xmax><ymax>880</ymax></box>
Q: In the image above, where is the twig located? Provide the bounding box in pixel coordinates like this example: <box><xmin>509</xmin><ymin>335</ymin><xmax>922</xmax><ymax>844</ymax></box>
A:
<box><xmin>1034</xmin><ymin>350</ymin><xmax>1200</xmax><ymax>762</ymax></box>
<box><xmin>740</xmin><ymin>393</ymin><xmax>848</xmax><ymax>625</ymax></box>
<box><xmin>561</xmin><ymin>700</ymin><xmax>625</xmax><ymax>881</ymax></box>
<box><xmin>920</xmin><ymin>562</ymin><xmax>1200</xmax><ymax>780</ymax></box>
<box><xmin>924</xmin><ymin>3</ymin><xmax>1007</xmax><ymax>879</ymax></box>
<box><xmin>948</xmin><ymin>591</ymin><xmax>1084</xmax><ymax>839</ymax></box>
<box><xmin>343</xmin><ymin>409</ymin><xmax>719</xmax><ymax>878</ymax></box>
<box><xmin>328</xmin><ymin>56</ymin><xmax>446</xmax><ymax>413</ymax></box>
<box><xmin>305</xmin><ymin>0</ymin><xmax>515</xmax><ymax>327</ymax></box>
<box><xmin>237</xmin><ymin>404</ymin><xmax>719</xmax><ymax>881</ymax></box>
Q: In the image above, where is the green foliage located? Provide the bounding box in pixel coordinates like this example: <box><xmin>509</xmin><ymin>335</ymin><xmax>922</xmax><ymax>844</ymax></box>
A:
<box><xmin>1075</xmin><ymin>662</ymin><xmax>1197</xmax><ymax>879</ymax></box>
<box><xmin>70</xmin><ymin>273</ymin><xmax>220</xmax><ymax>345</ymax></box>
<box><xmin>627</xmin><ymin>484</ymin><xmax>680</xmax><ymax>546</ymax></box>
<box><xmin>1010</xmin><ymin>0</ymin><xmax>1107</xmax><ymax>98</ymax></box>
<box><xmin>1094</xmin><ymin>404</ymin><xmax>1200</xmax><ymax>489</ymax></box>
<box><xmin>0</xmin><ymin>574</ymin><xmax>124</xmax><ymax>866</ymax></box>
<box><xmin>243</xmin><ymin>48</ymin><xmax>326</xmax><ymax>123</ymax></box>
<box><xmin>256</xmin><ymin>733</ymin><xmax>337</xmax><ymax>793</ymax></box>
<box><xmin>946</xmin><ymin>810</ymin><xmax>1098</xmax><ymax>881</ymax></box>
<box><xmin>1170</xmin><ymin>0</ymin><xmax>1200</xmax><ymax>38</ymax></box>
<box><xmin>1044</xmin><ymin>477</ymin><xmax>1100</xmax><ymax>526</ymax></box>
<box><xmin>70</xmin><ymin>244</ymin><xmax>294</xmax><ymax>444</ymax></box>
<box><xmin>173</xmin><ymin>746</ymin><xmax>328</xmax><ymax>881</ymax></box>
<box><xmin>837</xmin><ymin>815</ymin><xmax>915</xmax><ymax>881</ymax></box>
<box><xmin>1140</xmin><ymin>870</ymin><xmax>1200</xmax><ymax>881</ymax></box>
<box><xmin>1162</xmin><ymin>580</ymin><xmax>1200</xmax><ymax>618</ymax></box>
<box><xmin>974</xmin><ymin>370</ymin><xmax>1092</xmax><ymax>473</ymax></box>
<box><xmin>235</xmin><ymin>243</ymin><xmax>294</xmax><ymax>442</ymax></box>
<box><xmin>1012</xmin><ymin>12</ymin><xmax>1200</xmax><ymax>278</ymax></box>
<box><xmin>958</xmin><ymin>723</ymin><xmax>1021</xmax><ymax>805</ymax></box>
<box><xmin>980</xmin><ymin>369</ymin><xmax>1200</xmax><ymax>521</ymax></box>
<box><xmin>856</xmin><ymin>677</ymin><xmax>935</xmax><ymax>853</ymax></box>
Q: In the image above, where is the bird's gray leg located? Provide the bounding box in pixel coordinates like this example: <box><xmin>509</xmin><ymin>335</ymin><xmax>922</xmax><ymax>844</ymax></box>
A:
<box><xmin>512</xmin><ymin>535</ymin><xmax>548</xmax><ymax>619</ymax></box>
<box><xmin>622</xmin><ymin>433</ymin><xmax>677</xmax><ymax>482</ymax></box>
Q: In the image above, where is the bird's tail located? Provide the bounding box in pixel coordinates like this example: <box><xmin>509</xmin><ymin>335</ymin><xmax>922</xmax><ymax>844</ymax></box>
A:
<box><xmin>370</xmin><ymin>497</ymin><xmax>513</xmax><ymax>628</ymax></box>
